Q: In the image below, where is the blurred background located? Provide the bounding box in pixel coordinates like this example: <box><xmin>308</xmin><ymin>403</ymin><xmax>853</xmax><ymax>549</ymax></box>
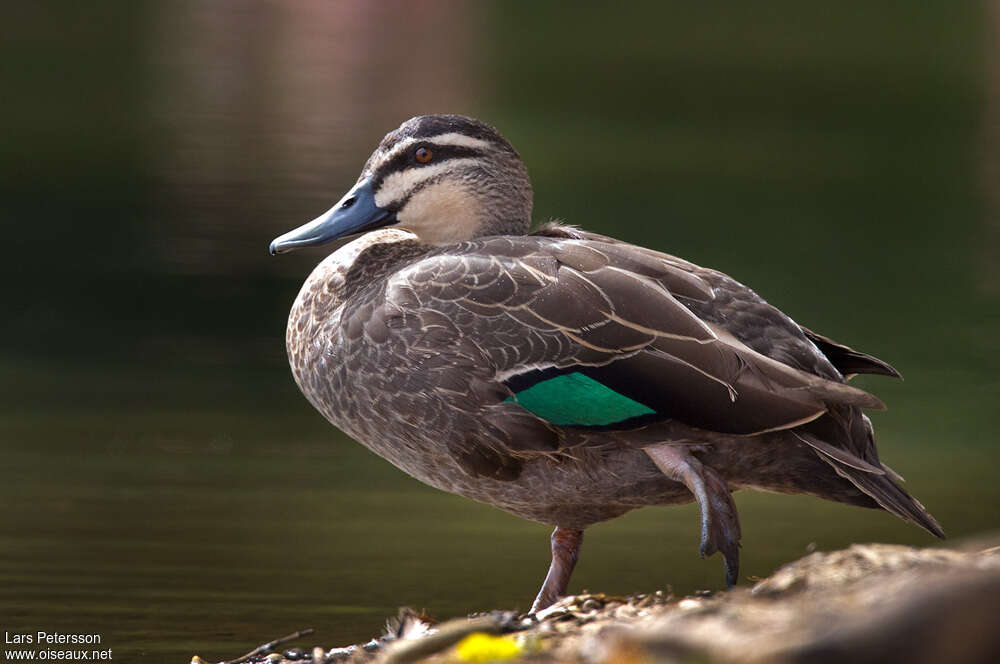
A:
<box><xmin>2</xmin><ymin>1</ymin><xmax>998</xmax><ymax>661</ymax></box>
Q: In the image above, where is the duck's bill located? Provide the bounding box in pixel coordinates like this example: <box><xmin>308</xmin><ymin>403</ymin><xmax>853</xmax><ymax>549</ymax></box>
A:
<box><xmin>269</xmin><ymin>177</ymin><xmax>396</xmax><ymax>255</ymax></box>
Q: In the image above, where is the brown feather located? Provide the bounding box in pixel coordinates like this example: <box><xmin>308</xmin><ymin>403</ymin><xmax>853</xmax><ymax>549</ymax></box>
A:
<box><xmin>801</xmin><ymin>326</ymin><xmax>902</xmax><ymax>379</ymax></box>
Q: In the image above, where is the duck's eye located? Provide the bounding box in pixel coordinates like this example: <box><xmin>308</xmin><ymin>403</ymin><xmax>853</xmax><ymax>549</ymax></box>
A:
<box><xmin>415</xmin><ymin>147</ymin><xmax>433</xmax><ymax>164</ymax></box>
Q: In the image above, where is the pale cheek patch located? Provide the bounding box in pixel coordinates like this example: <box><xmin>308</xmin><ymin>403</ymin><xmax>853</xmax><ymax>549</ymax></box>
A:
<box><xmin>374</xmin><ymin>158</ymin><xmax>479</xmax><ymax>209</ymax></box>
<box><xmin>395</xmin><ymin>181</ymin><xmax>482</xmax><ymax>245</ymax></box>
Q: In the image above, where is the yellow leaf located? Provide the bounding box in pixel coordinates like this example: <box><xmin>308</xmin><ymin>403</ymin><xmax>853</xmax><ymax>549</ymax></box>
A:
<box><xmin>453</xmin><ymin>632</ymin><xmax>523</xmax><ymax>662</ymax></box>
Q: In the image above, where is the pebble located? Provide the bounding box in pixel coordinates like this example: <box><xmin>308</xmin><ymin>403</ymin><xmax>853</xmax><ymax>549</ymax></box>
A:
<box><xmin>535</xmin><ymin>604</ymin><xmax>569</xmax><ymax>621</ymax></box>
<box><xmin>327</xmin><ymin>646</ymin><xmax>354</xmax><ymax>661</ymax></box>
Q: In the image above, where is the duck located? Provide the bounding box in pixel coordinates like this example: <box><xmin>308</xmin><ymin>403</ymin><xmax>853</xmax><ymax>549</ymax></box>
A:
<box><xmin>269</xmin><ymin>114</ymin><xmax>943</xmax><ymax>612</ymax></box>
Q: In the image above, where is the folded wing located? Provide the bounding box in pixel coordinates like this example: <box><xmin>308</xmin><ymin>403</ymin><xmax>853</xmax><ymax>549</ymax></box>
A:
<box><xmin>382</xmin><ymin>232</ymin><xmax>883</xmax><ymax>440</ymax></box>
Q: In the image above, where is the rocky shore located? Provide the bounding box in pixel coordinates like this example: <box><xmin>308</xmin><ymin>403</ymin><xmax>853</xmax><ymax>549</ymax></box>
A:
<box><xmin>195</xmin><ymin>542</ymin><xmax>1000</xmax><ymax>664</ymax></box>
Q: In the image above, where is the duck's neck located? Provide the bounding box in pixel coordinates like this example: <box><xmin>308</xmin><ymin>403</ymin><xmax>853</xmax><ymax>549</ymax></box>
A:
<box><xmin>287</xmin><ymin>229</ymin><xmax>428</xmax><ymax>340</ymax></box>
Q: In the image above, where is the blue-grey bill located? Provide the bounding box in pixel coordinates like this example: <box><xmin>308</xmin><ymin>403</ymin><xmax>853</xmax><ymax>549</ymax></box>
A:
<box><xmin>269</xmin><ymin>177</ymin><xmax>394</xmax><ymax>255</ymax></box>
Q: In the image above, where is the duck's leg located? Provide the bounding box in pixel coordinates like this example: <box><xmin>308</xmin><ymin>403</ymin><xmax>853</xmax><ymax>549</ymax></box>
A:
<box><xmin>530</xmin><ymin>527</ymin><xmax>584</xmax><ymax>613</ymax></box>
<box><xmin>644</xmin><ymin>444</ymin><xmax>741</xmax><ymax>587</ymax></box>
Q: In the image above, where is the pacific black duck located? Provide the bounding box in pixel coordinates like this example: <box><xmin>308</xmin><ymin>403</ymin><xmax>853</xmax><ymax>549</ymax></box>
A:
<box><xmin>270</xmin><ymin>114</ymin><xmax>943</xmax><ymax>612</ymax></box>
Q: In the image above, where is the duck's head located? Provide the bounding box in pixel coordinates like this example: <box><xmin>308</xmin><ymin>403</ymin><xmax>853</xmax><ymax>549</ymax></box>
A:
<box><xmin>270</xmin><ymin>115</ymin><xmax>532</xmax><ymax>254</ymax></box>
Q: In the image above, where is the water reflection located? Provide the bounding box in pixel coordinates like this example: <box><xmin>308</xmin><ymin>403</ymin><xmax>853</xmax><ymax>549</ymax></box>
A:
<box><xmin>150</xmin><ymin>0</ymin><xmax>483</xmax><ymax>278</ymax></box>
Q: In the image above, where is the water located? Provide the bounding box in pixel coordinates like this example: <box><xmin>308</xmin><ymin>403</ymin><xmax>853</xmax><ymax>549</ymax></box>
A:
<box><xmin>2</xmin><ymin>2</ymin><xmax>997</xmax><ymax>661</ymax></box>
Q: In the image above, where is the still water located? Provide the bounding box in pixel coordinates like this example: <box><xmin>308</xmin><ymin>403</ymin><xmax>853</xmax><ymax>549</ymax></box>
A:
<box><xmin>2</xmin><ymin>2</ymin><xmax>998</xmax><ymax>661</ymax></box>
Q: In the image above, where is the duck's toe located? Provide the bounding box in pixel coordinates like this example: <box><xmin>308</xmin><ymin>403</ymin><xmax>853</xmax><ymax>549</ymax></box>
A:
<box><xmin>645</xmin><ymin>444</ymin><xmax>743</xmax><ymax>587</ymax></box>
<box><xmin>698</xmin><ymin>464</ymin><xmax>742</xmax><ymax>587</ymax></box>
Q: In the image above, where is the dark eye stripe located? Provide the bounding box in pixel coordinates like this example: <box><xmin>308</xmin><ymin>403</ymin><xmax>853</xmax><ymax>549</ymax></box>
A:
<box><xmin>371</xmin><ymin>144</ymin><xmax>483</xmax><ymax>191</ymax></box>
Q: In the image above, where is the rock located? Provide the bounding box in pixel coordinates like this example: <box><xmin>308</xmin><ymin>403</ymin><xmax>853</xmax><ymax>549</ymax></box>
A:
<box><xmin>588</xmin><ymin>543</ymin><xmax>1000</xmax><ymax>664</ymax></box>
<box><xmin>203</xmin><ymin>543</ymin><xmax>1000</xmax><ymax>664</ymax></box>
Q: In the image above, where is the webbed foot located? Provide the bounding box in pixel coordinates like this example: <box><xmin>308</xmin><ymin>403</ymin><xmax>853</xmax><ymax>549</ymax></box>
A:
<box><xmin>645</xmin><ymin>444</ymin><xmax>742</xmax><ymax>587</ymax></box>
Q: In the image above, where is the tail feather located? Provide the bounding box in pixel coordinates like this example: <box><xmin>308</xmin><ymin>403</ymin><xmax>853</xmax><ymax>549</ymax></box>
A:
<box><xmin>825</xmin><ymin>458</ymin><xmax>945</xmax><ymax>539</ymax></box>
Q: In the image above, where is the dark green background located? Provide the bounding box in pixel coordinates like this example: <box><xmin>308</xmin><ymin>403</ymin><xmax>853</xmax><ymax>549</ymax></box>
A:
<box><xmin>2</xmin><ymin>2</ymin><xmax>997</xmax><ymax>662</ymax></box>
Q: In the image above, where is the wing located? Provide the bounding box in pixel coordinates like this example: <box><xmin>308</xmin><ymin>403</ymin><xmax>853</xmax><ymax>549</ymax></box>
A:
<box><xmin>537</xmin><ymin>223</ymin><xmax>900</xmax><ymax>382</ymax></box>
<box><xmin>800</xmin><ymin>327</ymin><xmax>902</xmax><ymax>379</ymax></box>
<box><xmin>366</xmin><ymin>230</ymin><xmax>886</xmax><ymax>478</ymax></box>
